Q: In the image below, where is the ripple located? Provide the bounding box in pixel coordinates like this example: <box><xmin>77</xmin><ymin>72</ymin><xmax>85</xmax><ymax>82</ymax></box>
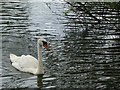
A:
<box><xmin>1</xmin><ymin>1</ymin><xmax>120</xmax><ymax>89</ymax></box>
<box><xmin>43</xmin><ymin>77</ymin><xmax>56</xmax><ymax>81</ymax></box>
<box><xmin>44</xmin><ymin>85</ymin><xmax>56</xmax><ymax>89</ymax></box>
<box><xmin>98</xmin><ymin>76</ymin><xmax>111</xmax><ymax>81</ymax></box>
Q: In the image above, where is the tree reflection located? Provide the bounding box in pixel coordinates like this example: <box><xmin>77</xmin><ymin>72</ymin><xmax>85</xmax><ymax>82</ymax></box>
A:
<box><xmin>63</xmin><ymin>2</ymin><xmax>120</xmax><ymax>89</ymax></box>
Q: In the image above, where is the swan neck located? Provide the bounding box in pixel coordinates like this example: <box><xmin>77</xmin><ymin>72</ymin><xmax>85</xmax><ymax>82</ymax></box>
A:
<box><xmin>37</xmin><ymin>42</ymin><xmax>44</xmax><ymax>74</ymax></box>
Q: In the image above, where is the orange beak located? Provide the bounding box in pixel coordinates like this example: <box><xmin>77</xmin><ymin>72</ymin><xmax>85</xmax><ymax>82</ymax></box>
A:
<box><xmin>43</xmin><ymin>44</ymin><xmax>48</xmax><ymax>49</ymax></box>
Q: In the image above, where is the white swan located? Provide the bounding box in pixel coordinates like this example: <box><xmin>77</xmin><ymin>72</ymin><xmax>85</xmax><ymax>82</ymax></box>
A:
<box><xmin>10</xmin><ymin>38</ymin><xmax>48</xmax><ymax>75</ymax></box>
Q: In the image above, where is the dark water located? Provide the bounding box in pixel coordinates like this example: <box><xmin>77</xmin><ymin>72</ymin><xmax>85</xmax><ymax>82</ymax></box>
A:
<box><xmin>1</xmin><ymin>0</ymin><xmax>120</xmax><ymax>89</ymax></box>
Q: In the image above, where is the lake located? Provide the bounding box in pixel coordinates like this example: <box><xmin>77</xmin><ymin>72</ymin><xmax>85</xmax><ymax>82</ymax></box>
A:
<box><xmin>1</xmin><ymin>0</ymin><xmax>120</xmax><ymax>89</ymax></box>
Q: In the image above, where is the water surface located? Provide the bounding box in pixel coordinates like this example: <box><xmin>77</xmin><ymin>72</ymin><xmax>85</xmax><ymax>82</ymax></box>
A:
<box><xmin>1</xmin><ymin>1</ymin><xmax>120</xmax><ymax>89</ymax></box>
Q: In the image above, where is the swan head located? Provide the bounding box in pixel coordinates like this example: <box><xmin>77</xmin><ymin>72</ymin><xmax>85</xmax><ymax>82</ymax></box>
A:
<box><xmin>38</xmin><ymin>37</ymin><xmax>48</xmax><ymax>49</ymax></box>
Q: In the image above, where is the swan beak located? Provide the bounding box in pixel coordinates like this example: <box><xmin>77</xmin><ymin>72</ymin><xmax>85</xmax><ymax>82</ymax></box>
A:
<box><xmin>43</xmin><ymin>44</ymin><xmax>48</xmax><ymax>49</ymax></box>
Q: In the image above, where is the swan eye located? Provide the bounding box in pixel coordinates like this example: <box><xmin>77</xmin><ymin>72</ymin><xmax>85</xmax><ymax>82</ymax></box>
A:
<box><xmin>42</xmin><ymin>41</ymin><xmax>48</xmax><ymax>49</ymax></box>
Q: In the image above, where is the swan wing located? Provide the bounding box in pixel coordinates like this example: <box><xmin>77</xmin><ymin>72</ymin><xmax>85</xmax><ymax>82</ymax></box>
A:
<box><xmin>10</xmin><ymin>54</ymin><xmax>38</xmax><ymax>74</ymax></box>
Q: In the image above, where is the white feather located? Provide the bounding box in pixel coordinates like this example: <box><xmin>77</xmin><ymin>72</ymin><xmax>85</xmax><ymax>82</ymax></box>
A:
<box><xmin>10</xmin><ymin>54</ymin><xmax>38</xmax><ymax>74</ymax></box>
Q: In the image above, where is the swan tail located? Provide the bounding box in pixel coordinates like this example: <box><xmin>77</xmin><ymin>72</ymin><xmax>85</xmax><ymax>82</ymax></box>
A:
<box><xmin>12</xmin><ymin>62</ymin><xmax>22</xmax><ymax>71</ymax></box>
<box><xmin>10</xmin><ymin>54</ymin><xmax>19</xmax><ymax>63</ymax></box>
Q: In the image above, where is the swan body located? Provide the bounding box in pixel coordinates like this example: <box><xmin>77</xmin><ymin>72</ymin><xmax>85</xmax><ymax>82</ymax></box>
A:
<box><xmin>10</xmin><ymin>54</ymin><xmax>39</xmax><ymax>74</ymax></box>
<box><xmin>10</xmin><ymin>38</ymin><xmax>48</xmax><ymax>75</ymax></box>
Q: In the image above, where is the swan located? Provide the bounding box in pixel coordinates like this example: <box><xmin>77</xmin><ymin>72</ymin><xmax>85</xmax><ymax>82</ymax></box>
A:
<box><xmin>10</xmin><ymin>38</ymin><xmax>48</xmax><ymax>75</ymax></box>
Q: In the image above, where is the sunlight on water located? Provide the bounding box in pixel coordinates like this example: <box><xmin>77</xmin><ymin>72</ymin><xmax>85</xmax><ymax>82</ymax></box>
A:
<box><xmin>1</xmin><ymin>0</ymin><xmax>65</xmax><ymax>89</ymax></box>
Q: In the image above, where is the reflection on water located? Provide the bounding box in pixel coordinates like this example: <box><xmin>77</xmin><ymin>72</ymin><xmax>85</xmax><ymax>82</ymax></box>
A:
<box><xmin>61</xmin><ymin>2</ymin><xmax>120</xmax><ymax>89</ymax></box>
<box><xmin>37</xmin><ymin>74</ymin><xmax>43</xmax><ymax>88</ymax></box>
<box><xmin>1</xmin><ymin>0</ymin><xmax>120</xmax><ymax>89</ymax></box>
